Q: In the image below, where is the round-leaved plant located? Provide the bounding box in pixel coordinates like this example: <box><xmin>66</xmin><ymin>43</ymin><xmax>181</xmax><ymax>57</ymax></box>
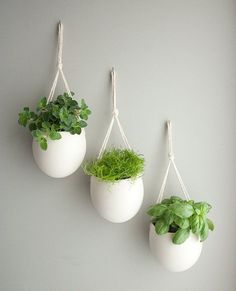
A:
<box><xmin>18</xmin><ymin>92</ymin><xmax>91</xmax><ymax>150</ymax></box>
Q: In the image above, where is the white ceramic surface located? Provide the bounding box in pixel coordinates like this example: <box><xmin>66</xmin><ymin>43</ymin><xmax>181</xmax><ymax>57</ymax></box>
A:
<box><xmin>149</xmin><ymin>223</ymin><xmax>203</xmax><ymax>272</ymax></box>
<box><xmin>32</xmin><ymin>130</ymin><xmax>86</xmax><ymax>178</ymax></box>
<box><xmin>90</xmin><ymin>176</ymin><xmax>144</xmax><ymax>223</ymax></box>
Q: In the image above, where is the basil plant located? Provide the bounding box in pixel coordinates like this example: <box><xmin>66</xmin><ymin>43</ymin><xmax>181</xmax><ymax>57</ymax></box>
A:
<box><xmin>147</xmin><ymin>196</ymin><xmax>214</xmax><ymax>245</ymax></box>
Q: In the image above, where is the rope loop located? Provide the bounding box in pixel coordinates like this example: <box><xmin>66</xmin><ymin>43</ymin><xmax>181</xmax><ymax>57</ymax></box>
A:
<box><xmin>57</xmin><ymin>21</ymin><xmax>63</xmax><ymax>68</ymax></box>
<box><xmin>156</xmin><ymin>121</ymin><xmax>190</xmax><ymax>203</ymax></box>
<box><xmin>97</xmin><ymin>67</ymin><xmax>131</xmax><ymax>159</ymax></box>
<box><xmin>47</xmin><ymin>21</ymin><xmax>71</xmax><ymax>103</ymax></box>
<box><xmin>111</xmin><ymin>67</ymin><xmax>117</xmax><ymax>112</ymax></box>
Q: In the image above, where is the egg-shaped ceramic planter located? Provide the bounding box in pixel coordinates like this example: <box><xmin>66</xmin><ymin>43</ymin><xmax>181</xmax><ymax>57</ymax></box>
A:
<box><xmin>32</xmin><ymin>130</ymin><xmax>86</xmax><ymax>178</ymax></box>
<box><xmin>90</xmin><ymin>176</ymin><xmax>144</xmax><ymax>223</ymax></box>
<box><xmin>149</xmin><ymin>223</ymin><xmax>202</xmax><ymax>272</ymax></box>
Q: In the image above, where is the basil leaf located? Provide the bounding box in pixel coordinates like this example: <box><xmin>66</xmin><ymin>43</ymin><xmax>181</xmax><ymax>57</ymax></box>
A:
<box><xmin>163</xmin><ymin>209</ymin><xmax>174</xmax><ymax>225</ymax></box>
<box><xmin>200</xmin><ymin>221</ymin><xmax>209</xmax><ymax>241</ymax></box>
<box><xmin>147</xmin><ymin>204</ymin><xmax>167</xmax><ymax>217</ymax></box>
<box><xmin>174</xmin><ymin>216</ymin><xmax>190</xmax><ymax>229</ymax></box>
<box><xmin>206</xmin><ymin>218</ymin><xmax>214</xmax><ymax>231</ymax></box>
<box><xmin>172</xmin><ymin>228</ymin><xmax>190</xmax><ymax>244</ymax></box>
<box><xmin>172</xmin><ymin>202</ymin><xmax>194</xmax><ymax>218</ymax></box>
<box><xmin>155</xmin><ymin>219</ymin><xmax>169</xmax><ymax>235</ymax></box>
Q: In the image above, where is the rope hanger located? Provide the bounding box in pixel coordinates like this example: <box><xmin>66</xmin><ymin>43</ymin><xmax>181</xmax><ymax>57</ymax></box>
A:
<box><xmin>98</xmin><ymin>68</ymin><xmax>131</xmax><ymax>159</ymax></box>
<box><xmin>47</xmin><ymin>21</ymin><xmax>72</xmax><ymax>103</ymax></box>
<box><xmin>156</xmin><ymin>121</ymin><xmax>191</xmax><ymax>203</ymax></box>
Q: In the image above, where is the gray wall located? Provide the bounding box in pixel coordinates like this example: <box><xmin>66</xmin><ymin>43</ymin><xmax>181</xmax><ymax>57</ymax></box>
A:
<box><xmin>0</xmin><ymin>0</ymin><xmax>235</xmax><ymax>290</ymax></box>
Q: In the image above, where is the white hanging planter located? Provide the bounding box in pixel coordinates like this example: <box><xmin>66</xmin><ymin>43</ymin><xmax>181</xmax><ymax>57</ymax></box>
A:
<box><xmin>32</xmin><ymin>131</ymin><xmax>86</xmax><ymax>178</ymax></box>
<box><xmin>85</xmin><ymin>68</ymin><xmax>145</xmax><ymax>223</ymax></box>
<box><xmin>90</xmin><ymin>176</ymin><xmax>144</xmax><ymax>223</ymax></box>
<box><xmin>146</xmin><ymin>121</ymin><xmax>212</xmax><ymax>271</ymax></box>
<box><xmin>149</xmin><ymin>224</ymin><xmax>202</xmax><ymax>272</ymax></box>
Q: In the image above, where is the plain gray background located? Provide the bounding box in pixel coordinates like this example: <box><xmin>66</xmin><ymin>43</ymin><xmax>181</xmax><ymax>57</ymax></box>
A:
<box><xmin>0</xmin><ymin>0</ymin><xmax>235</xmax><ymax>290</ymax></box>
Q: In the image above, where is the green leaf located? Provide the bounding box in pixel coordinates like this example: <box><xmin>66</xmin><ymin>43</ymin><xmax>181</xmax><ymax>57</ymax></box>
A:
<box><xmin>200</xmin><ymin>221</ymin><xmax>209</xmax><ymax>241</ymax></box>
<box><xmin>190</xmin><ymin>215</ymin><xmax>201</xmax><ymax>233</ymax></box>
<box><xmin>170</xmin><ymin>196</ymin><xmax>183</xmax><ymax>203</ymax></box>
<box><xmin>42</xmin><ymin>112</ymin><xmax>50</xmax><ymax>121</ymax></box>
<box><xmin>172</xmin><ymin>228</ymin><xmax>190</xmax><ymax>244</ymax></box>
<box><xmin>32</xmin><ymin>129</ymin><xmax>43</xmax><ymax>138</ymax></box>
<box><xmin>49</xmin><ymin>131</ymin><xmax>61</xmax><ymax>140</ymax></box>
<box><xmin>206</xmin><ymin>218</ymin><xmax>214</xmax><ymax>231</ymax></box>
<box><xmin>18</xmin><ymin>109</ymin><xmax>31</xmax><ymax>127</ymax></box>
<box><xmin>172</xmin><ymin>202</ymin><xmax>194</xmax><ymax>218</ymax></box>
<box><xmin>29</xmin><ymin>123</ymin><xmax>37</xmax><ymax>131</ymax></box>
<box><xmin>155</xmin><ymin>219</ymin><xmax>169</xmax><ymax>235</ymax></box>
<box><xmin>37</xmin><ymin>97</ymin><xmax>47</xmax><ymax>110</ymax></box>
<box><xmin>147</xmin><ymin>204</ymin><xmax>167</xmax><ymax>217</ymax></box>
<box><xmin>70</xmin><ymin>100</ymin><xmax>78</xmax><ymax>107</ymax></box>
<box><xmin>161</xmin><ymin>198</ymin><xmax>172</xmax><ymax>205</ymax></box>
<box><xmin>195</xmin><ymin>208</ymin><xmax>201</xmax><ymax>215</ymax></box>
<box><xmin>86</xmin><ymin>108</ymin><xmax>91</xmax><ymax>115</ymax></box>
<box><xmin>163</xmin><ymin>209</ymin><xmax>174</xmax><ymax>225</ymax></box>
<box><xmin>70</xmin><ymin>127</ymin><xmax>81</xmax><ymax>135</ymax></box>
<box><xmin>78</xmin><ymin>120</ymin><xmax>87</xmax><ymax>128</ymax></box>
<box><xmin>194</xmin><ymin>202</ymin><xmax>211</xmax><ymax>215</ymax></box>
<box><xmin>42</xmin><ymin>121</ymin><xmax>50</xmax><ymax>130</ymax></box>
<box><xmin>40</xmin><ymin>137</ymin><xmax>47</xmax><ymax>150</ymax></box>
<box><xmin>80</xmin><ymin>98</ymin><xmax>87</xmax><ymax>109</ymax></box>
<box><xmin>18</xmin><ymin>114</ymin><xmax>28</xmax><ymax>126</ymax></box>
<box><xmin>174</xmin><ymin>216</ymin><xmax>190</xmax><ymax>229</ymax></box>
<box><xmin>187</xmin><ymin>200</ymin><xmax>195</xmax><ymax>206</ymax></box>
<box><xmin>52</xmin><ymin>104</ymin><xmax>60</xmax><ymax>118</ymax></box>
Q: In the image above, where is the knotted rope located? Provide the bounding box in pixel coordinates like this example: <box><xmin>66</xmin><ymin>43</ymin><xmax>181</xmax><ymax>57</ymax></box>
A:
<box><xmin>157</xmin><ymin>121</ymin><xmax>190</xmax><ymax>203</ymax></box>
<box><xmin>47</xmin><ymin>21</ymin><xmax>72</xmax><ymax>103</ymax></box>
<box><xmin>98</xmin><ymin>68</ymin><xmax>131</xmax><ymax>159</ymax></box>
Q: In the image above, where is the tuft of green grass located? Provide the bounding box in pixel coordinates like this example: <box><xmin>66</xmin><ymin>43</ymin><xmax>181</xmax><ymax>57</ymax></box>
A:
<box><xmin>83</xmin><ymin>148</ymin><xmax>145</xmax><ymax>182</ymax></box>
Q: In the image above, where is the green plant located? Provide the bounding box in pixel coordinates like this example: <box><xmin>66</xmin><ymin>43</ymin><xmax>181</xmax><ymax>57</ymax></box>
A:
<box><xmin>18</xmin><ymin>92</ymin><xmax>91</xmax><ymax>150</ymax></box>
<box><xmin>83</xmin><ymin>148</ymin><xmax>144</xmax><ymax>182</ymax></box>
<box><xmin>147</xmin><ymin>196</ymin><xmax>214</xmax><ymax>244</ymax></box>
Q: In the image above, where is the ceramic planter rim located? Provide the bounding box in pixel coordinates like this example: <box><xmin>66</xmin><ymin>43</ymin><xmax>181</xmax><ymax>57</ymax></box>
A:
<box><xmin>149</xmin><ymin>223</ymin><xmax>201</xmax><ymax>243</ymax></box>
<box><xmin>33</xmin><ymin>129</ymin><xmax>85</xmax><ymax>141</ymax></box>
<box><xmin>90</xmin><ymin>174</ymin><xmax>144</xmax><ymax>184</ymax></box>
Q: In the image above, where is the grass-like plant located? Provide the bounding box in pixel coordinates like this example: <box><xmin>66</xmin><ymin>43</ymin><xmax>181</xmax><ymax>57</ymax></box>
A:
<box><xmin>147</xmin><ymin>196</ymin><xmax>214</xmax><ymax>245</ymax></box>
<box><xmin>83</xmin><ymin>148</ymin><xmax>145</xmax><ymax>182</ymax></box>
<box><xmin>18</xmin><ymin>92</ymin><xmax>91</xmax><ymax>150</ymax></box>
